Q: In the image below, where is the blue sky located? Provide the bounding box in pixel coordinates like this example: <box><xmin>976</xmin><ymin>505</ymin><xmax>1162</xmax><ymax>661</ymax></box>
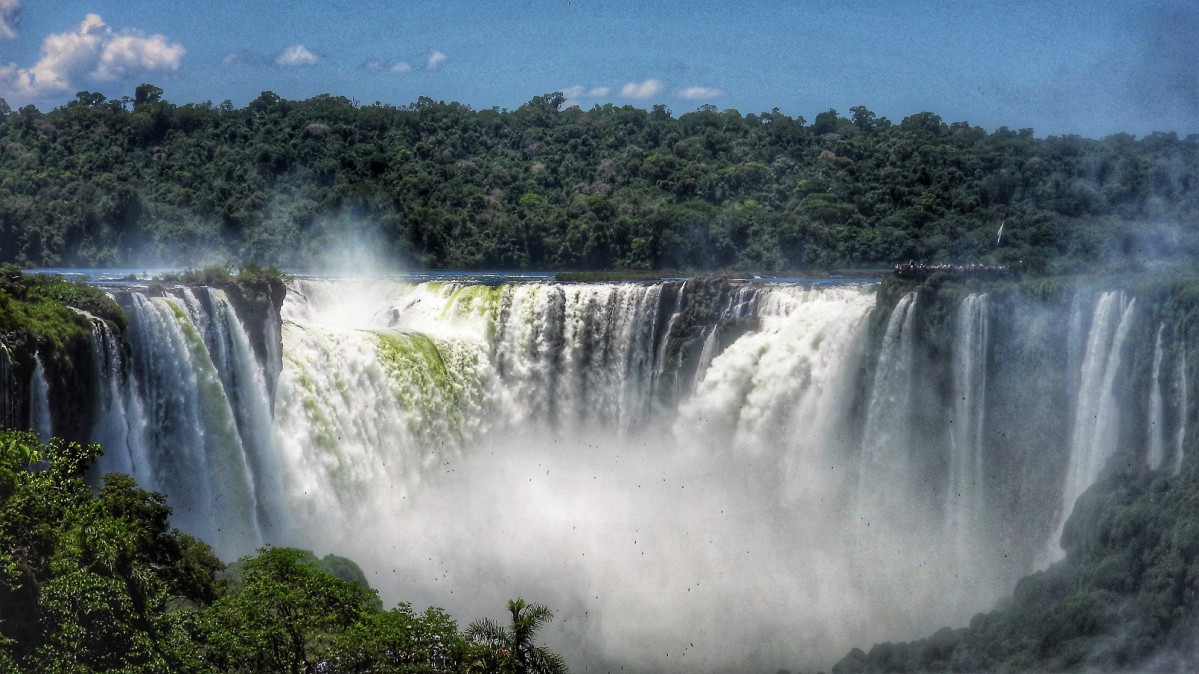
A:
<box><xmin>0</xmin><ymin>0</ymin><xmax>1195</xmax><ymax>139</ymax></box>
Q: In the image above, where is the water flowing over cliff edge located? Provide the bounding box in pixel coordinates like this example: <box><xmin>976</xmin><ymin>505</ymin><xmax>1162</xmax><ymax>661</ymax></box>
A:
<box><xmin>17</xmin><ymin>275</ymin><xmax>1196</xmax><ymax>673</ymax></box>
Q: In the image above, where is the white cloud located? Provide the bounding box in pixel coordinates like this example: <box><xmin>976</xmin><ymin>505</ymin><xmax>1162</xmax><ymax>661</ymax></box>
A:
<box><xmin>0</xmin><ymin>0</ymin><xmax>19</xmax><ymax>40</ymax></box>
<box><xmin>621</xmin><ymin>78</ymin><xmax>662</xmax><ymax>100</ymax></box>
<box><xmin>676</xmin><ymin>85</ymin><xmax>725</xmax><ymax>100</ymax></box>
<box><xmin>94</xmin><ymin>34</ymin><xmax>186</xmax><ymax>80</ymax></box>
<box><xmin>0</xmin><ymin>13</ymin><xmax>184</xmax><ymax>101</ymax></box>
<box><xmin>365</xmin><ymin>59</ymin><xmax>412</xmax><ymax>74</ymax></box>
<box><xmin>562</xmin><ymin>85</ymin><xmax>613</xmax><ymax>108</ymax></box>
<box><xmin>563</xmin><ymin>85</ymin><xmax>610</xmax><ymax>98</ymax></box>
<box><xmin>276</xmin><ymin>44</ymin><xmax>318</xmax><ymax>67</ymax></box>
<box><xmin>425</xmin><ymin>50</ymin><xmax>447</xmax><ymax>71</ymax></box>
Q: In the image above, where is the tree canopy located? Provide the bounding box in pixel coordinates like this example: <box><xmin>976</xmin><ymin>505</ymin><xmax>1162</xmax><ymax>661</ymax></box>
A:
<box><xmin>0</xmin><ymin>87</ymin><xmax>1194</xmax><ymax>272</ymax></box>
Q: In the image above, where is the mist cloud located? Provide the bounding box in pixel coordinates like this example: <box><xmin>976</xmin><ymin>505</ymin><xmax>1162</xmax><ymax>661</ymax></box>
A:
<box><xmin>0</xmin><ymin>13</ymin><xmax>184</xmax><ymax>101</ymax></box>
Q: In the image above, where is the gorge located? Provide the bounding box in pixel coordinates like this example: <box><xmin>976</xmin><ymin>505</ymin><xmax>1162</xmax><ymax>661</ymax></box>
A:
<box><xmin>7</xmin><ymin>272</ymin><xmax>1196</xmax><ymax>672</ymax></box>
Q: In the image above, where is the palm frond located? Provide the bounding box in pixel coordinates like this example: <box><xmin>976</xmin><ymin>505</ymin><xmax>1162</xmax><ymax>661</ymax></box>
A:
<box><xmin>465</xmin><ymin>616</ymin><xmax>507</xmax><ymax>647</ymax></box>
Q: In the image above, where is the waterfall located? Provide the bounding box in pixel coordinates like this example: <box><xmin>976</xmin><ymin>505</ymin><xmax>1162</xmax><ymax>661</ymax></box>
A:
<box><xmin>1147</xmin><ymin>323</ymin><xmax>1166</xmax><ymax>470</ymax></box>
<box><xmin>193</xmin><ymin>288</ymin><xmax>286</xmax><ymax>534</ymax></box>
<box><xmin>1176</xmin><ymin>345</ymin><xmax>1189</xmax><ymax>474</ymax></box>
<box><xmin>948</xmin><ymin>293</ymin><xmax>989</xmax><ymax>547</ymax></box>
<box><xmin>1066</xmin><ymin>293</ymin><xmax>1089</xmax><ymax>394</ymax></box>
<box><xmin>653</xmin><ymin>281</ymin><xmax>687</xmax><ymax>398</ymax></box>
<box><xmin>679</xmin><ymin>284</ymin><xmax>875</xmax><ymax>470</ymax></box>
<box><xmin>114</xmin><ymin>292</ymin><xmax>264</xmax><ymax>557</ymax></box>
<box><xmin>86</xmin><ymin>309</ymin><xmax>147</xmax><ymax>479</ymax></box>
<box><xmin>692</xmin><ymin>326</ymin><xmax>719</xmax><ymax>392</ymax></box>
<box><xmin>28</xmin><ymin>353</ymin><xmax>52</xmax><ymax>441</ymax></box>
<box><xmin>1050</xmin><ymin>291</ymin><xmax>1136</xmax><ymax>559</ymax></box>
<box><xmin>66</xmin><ymin>275</ymin><xmax>1199</xmax><ymax>672</ymax></box>
<box><xmin>857</xmin><ymin>291</ymin><xmax>918</xmax><ymax>522</ymax></box>
<box><xmin>0</xmin><ymin>344</ymin><xmax>15</xmax><ymax>428</ymax></box>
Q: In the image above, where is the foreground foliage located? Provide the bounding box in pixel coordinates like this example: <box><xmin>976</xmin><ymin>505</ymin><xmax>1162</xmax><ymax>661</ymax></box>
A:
<box><xmin>0</xmin><ymin>88</ymin><xmax>1195</xmax><ymax>272</ymax></box>
<box><xmin>0</xmin><ymin>430</ymin><xmax>223</xmax><ymax>672</ymax></box>
<box><xmin>0</xmin><ymin>429</ymin><xmax>566</xmax><ymax>673</ymax></box>
<box><xmin>465</xmin><ymin>599</ymin><xmax>568</xmax><ymax>674</ymax></box>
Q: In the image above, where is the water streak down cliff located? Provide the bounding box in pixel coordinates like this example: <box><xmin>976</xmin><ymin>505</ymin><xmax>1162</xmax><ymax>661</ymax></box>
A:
<box><xmin>35</xmin><ymin>276</ymin><xmax>1194</xmax><ymax>672</ymax></box>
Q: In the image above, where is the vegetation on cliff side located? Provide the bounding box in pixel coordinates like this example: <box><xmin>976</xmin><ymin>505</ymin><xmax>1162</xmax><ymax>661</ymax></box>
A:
<box><xmin>0</xmin><ymin>263</ymin><xmax>125</xmax><ymax>343</ymax></box>
<box><xmin>0</xmin><ymin>265</ymin><xmax>127</xmax><ymax>437</ymax></box>
<box><xmin>834</xmin><ymin>468</ymin><xmax>1199</xmax><ymax>673</ymax></box>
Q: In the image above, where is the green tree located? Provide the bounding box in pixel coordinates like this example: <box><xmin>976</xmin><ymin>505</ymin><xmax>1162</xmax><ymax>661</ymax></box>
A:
<box><xmin>133</xmin><ymin>83</ymin><xmax>163</xmax><ymax>107</ymax></box>
<box><xmin>849</xmin><ymin>105</ymin><xmax>878</xmax><ymax>131</ymax></box>
<box><xmin>333</xmin><ymin>603</ymin><xmax>465</xmax><ymax>673</ymax></box>
<box><xmin>198</xmin><ymin>546</ymin><xmax>379</xmax><ymax>673</ymax></box>
<box><xmin>0</xmin><ymin>430</ymin><xmax>223</xmax><ymax>672</ymax></box>
<box><xmin>466</xmin><ymin>599</ymin><xmax>568</xmax><ymax>674</ymax></box>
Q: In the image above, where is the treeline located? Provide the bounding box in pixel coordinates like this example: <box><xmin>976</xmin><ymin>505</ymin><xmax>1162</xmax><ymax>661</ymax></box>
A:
<box><xmin>0</xmin><ymin>430</ymin><xmax>568</xmax><ymax>673</ymax></box>
<box><xmin>1</xmin><ymin>86</ymin><xmax>1196</xmax><ymax>271</ymax></box>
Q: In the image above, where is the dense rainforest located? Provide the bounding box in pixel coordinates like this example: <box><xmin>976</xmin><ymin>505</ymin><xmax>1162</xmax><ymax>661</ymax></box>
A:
<box><xmin>0</xmin><ymin>85</ymin><xmax>1196</xmax><ymax>271</ymax></box>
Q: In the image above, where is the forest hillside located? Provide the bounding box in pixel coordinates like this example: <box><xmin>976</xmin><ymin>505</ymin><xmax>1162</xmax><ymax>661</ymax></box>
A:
<box><xmin>1</xmin><ymin>86</ymin><xmax>1195</xmax><ymax>271</ymax></box>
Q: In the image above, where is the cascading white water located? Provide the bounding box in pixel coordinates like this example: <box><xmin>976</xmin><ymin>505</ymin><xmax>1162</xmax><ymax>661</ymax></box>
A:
<box><xmin>1148</xmin><ymin>323</ymin><xmax>1167</xmax><ymax>470</ymax></box>
<box><xmin>678</xmin><ymin>284</ymin><xmax>875</xmax><ymax>484</ymax></box>
<box><xmin>1050</xmin><ymin>291</ymin><xmax>1137</xmax><ymax>560</ymax></box>
<box><xmin>690</xmin><ymin>293</ymin><xmax>733</xmax><ymax>393</ymax></box>
<box><xmin>73</xmin><ymin>276</ymin><xmax>1194</xmax><ymax>672</ymax></box>
<box><xmin>846</xmin><ymin>291</ymin><xmax>999</xmax><ymax>636</ymax></box>
<box><xmin>85</xmin><ymin>309</ymin><xmax>145</xmax><ymax>479</ymax></box>
<box><xmin>857</xmin><ymin>291</ymin><xmax>918</xmax><ymax>523</ymax></box>
<box><xmin>653</xmin><ymin>282</ymin><xmax>687</xmax><ymax>397</ymax></box>
<box><xmin>185</xmin><ymin>288</ymin><xmax>287</xmax><ymax>534</ymax></box>
<box><xmin>1176</xmin><ymin>346</ymin><xmax>1189</xmax><ymax>474</ymax></box>
<box><xmin>28</xmin><ymin>353</ymin><xmax>52</xmax><ymax>441</ymax></box>
<box><xmin>273</xmin><ymin>280</ymin><xmax>1006</xmax><ymax>670</ymax></box>
<box><xmin>948</xmin><ymin>293</ymin><xmax>989</xmax><ymax>550</ymax></box>
<box><xmin>0</xmin><ymin>345</ymin><xmax>14</xmax><ymax>428</ymax></box>
<box><xmin>103</xmin><ymin>292</ymin><xmax>264</xmax><ymax>557</ymax></box>
<box><xmin>1067</xmin><ymin>293</ymin><xmax>1089</xmax><ymax>393</ymax></box>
